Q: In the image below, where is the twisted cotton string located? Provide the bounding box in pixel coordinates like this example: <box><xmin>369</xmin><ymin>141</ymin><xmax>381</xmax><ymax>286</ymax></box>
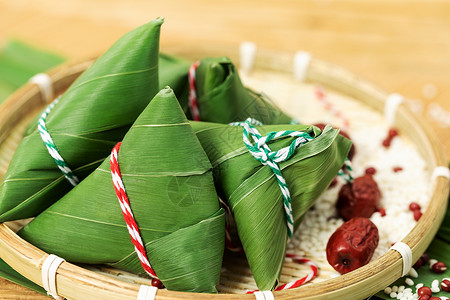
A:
<box><xmin>239</xmin><ymin>42</ymin><xmax>257</xmax><ymax>74</ymax></box>
<box><xmin>110</xmin><ymin>142</ymin><xmax>158</xmax><ymax>279</ymax></box>
<box><xmin>38</xmin><ymin>97</ymin><xmax>79</xmax><ymax>187</ymax></box>
<box><xmin>390</xmin><ymin>242</ymin><xmax>413</xmax><ymax>277</ymax></box>
<box><xmin>432</xmin><ymin>166</ymin><xmax>450</xmax><ymax>181</ymax></box>
<box><xmin>232</xmin><ymin>118</ymin><xmax>313</xmax><ymax>238</ymax></box>
<box><xmin>229</xmin><ymin>118</ymin><xmax>262</xmax><ymax>127</ymax></box>
<box><xmin>29</xmin><ymin>73</ymin><xmax>54</xmax><ymax>103</ymax></box>
<box><xmin>137</xmin><ymin>285</ymin><xmax>158</xmax><ymax>300</ymax></box>
<box><xmin>219</xmin><ymin>198</ymin><xmax>243</xmax><ymax>252</ymax></box>
<box><xmin>188</xmin><ymin>61</ymin><xmax>201</xmax><ymax>121</ymax></box>
<box><xmin>293</xmin><ymin>51</ymin><xmax>312</xmax><ymax>82</ymax></box>
<box><xmin>384</xmin><ymin>93</ymin><xmax>404</xmax><ymax>126</ymax></box>
<box><xmin>246</xmin><ymin>253</ymin><xmax>318</xmax><ymax>294</ymax></box>
<box><xmin>275</xmin><ymin>253</ymin><xmax>318</xmax><ymax>290</ymax></box>
<box><xmin>314</xmin><ymin>86</ymin><xmax>349</xmax><ymax>132</ymax></box>
<box><xmin>41</xmin><ymin>254</ymin><xmax>65</xmax><ymax>300</ymax></box>
<box><xmin>222</xmin><ymin>200</ymin><xmax>319</xmax><ymax>292</ymax></box>
<box><xmin>253</xmin><ymin>291</ymin><xmax>274</xmax><ymax>300</ymax></box>
<box><xmin>312</xmin><ymin>87</ymin><xmax>354</xmax><ymax>183</ymax></box>
<box><xmin>221</xmin><ymin>198</ymin><xmax>319</xmax><ymax>291</ymax></box>
<box><xmin>337</xmin><ymin>158</ymin><xmax>354</xmax><ymax>183</ymax></box>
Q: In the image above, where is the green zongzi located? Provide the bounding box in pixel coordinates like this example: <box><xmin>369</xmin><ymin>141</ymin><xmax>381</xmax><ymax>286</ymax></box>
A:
<box><xmin>191</xmin><ymin>120</ymin><xmax>351</xmax><ymax>290</ymax></box>
<box><xmin>188</xmin><ymin>57</ymin><xmax>294</xmax><ymax>124</ymax></box>
<box><xmin>0</xmin><ymin>18</ymin><xmax>163</xmax><ymax>221</ymax></box>
<box><xmin>19</xmin><ymin>87</ymin><xmax>225</xmax><ymax>293</ymax></box>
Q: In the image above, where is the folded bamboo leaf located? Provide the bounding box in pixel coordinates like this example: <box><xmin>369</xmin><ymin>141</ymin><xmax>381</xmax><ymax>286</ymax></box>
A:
<box><xmin>21</xmin><ymin>52</ymin><xmax>192</xmax><ymax>138</ymax></box>
<box><xmin>191</xmin><ymin>121</ymin><xmax>352</xmax><ymax>290</ymax></box>
<box><xmin>0</xmin><ymin>19</ymin><xmax>164</xmax><ymax>222</ymax></box>
<box><xmin>19</xmin><ymin>87</ymin><xmax>225</xmax><ymax>293</ymax></box>
<box><xmin>194</xmin><ymin>57</ymin><xmax>293</xmax><ymax>124</ymax></box>
<box><xmin>158</xmin><ymin>52</ymin><xmax>191</xmax><ymax>112</ymax></box>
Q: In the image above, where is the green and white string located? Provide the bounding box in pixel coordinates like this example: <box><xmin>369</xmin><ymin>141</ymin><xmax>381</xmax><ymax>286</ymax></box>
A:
<box><xmin>337</xmin><ymin>158</ymin><xmax>354</xmax><ymax>183</ymax></box>
<box><xmin>38</xmin><ymin>96</ymin><xmax>79</xmax><ymax>187</ymax></box>
<box><xmin>231</xmin><ymin>118</ymin><xmax>314</xmax><ymax>238</ymax></box>
<box><xmin>229</xmin><ymin>118</ymin><xmax>263</xmax><ymax>127</ymax></box>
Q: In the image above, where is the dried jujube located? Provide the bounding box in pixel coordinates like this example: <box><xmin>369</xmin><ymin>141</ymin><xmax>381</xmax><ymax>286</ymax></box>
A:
<box><xmin>326</xmin><ymin>217</ymin><xmax>379</xmax><ymax>274</ymax></box>
<box><xmin>336</xmin><ymin>174</ymin><xmax>381</xmax><ymax>221</ymax></box>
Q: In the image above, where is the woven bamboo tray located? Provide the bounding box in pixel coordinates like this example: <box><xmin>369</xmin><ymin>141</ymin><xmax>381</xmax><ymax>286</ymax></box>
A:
<box><xmin>0</xmin><ymin>48</ymin><xmax>448</xmax><ymax>300</ymax></box>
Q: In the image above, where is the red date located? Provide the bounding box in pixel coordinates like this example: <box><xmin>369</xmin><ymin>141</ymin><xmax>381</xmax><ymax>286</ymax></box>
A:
<box><xmin>336</xmin><ymin>174</ymin><xmax>381</xmax><ymax>221</ymax></box>
<box><xmin>326</xmin><ymin>217</ymin><xmax>379</xmax><ymax>274</ymax></box>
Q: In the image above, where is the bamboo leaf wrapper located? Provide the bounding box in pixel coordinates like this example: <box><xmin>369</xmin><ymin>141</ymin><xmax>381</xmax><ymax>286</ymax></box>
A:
<box><xmin>191</xmin><ymin>121</ymin><xmax>352</xmax><ymax>290</ymax></box>
<box><xmin>193</xmin><ymin>57</ymin><xmax>293</xmax><ymax>124</ymax></box>
<box><xmin>18</xmin><ymin>87</ymin><xmax>225</xmax><ymax>293</ymax></box>
<box><xmin>0</xmin><ymin>19</ymin><xmax>163</xmax><ymax>221</ymax></box>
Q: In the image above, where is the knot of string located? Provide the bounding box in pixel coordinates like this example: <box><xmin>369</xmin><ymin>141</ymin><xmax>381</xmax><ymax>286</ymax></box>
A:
<box><xmin>230</xmin><ymin>118</ymin><xmax>314</xmax><ymax>238</ymax></box>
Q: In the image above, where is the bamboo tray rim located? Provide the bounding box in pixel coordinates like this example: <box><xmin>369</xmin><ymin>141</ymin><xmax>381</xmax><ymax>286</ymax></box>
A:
<box><xmin>0</xmin><ymin>50</ymin><xmax>448</xmax><ymax>300</ymax></box>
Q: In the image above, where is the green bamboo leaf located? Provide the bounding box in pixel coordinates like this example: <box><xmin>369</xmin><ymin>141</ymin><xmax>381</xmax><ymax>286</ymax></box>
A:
<box><xmin>0</xmin><ymin>57</ymin><xmax>35</xmax><ymax>89</ymax></box>
<box><xmin>158</xmin><ymin>52</ymin><xmax>191</xmax><ymax>113</ymax></box>
<box><xmin>0</xmin><ymin>39</ymin><xmax>65</xmax><ymax>72</ymax></box>
<box><xmin>0</xmin><ymin>40</ymin><xmax>65</xmax><ymax>104</ymax></box>
<box><xmin>19</xmin><ymin>87</ymin><xmax>225</xmax><ymax>293</ymax></box>
<box><xmin>0</xmin><ymin>19</ymin><xmax>163</xmax><ymax>222</ymax></box>
<box><xmin>194</xmin><ymin>57</ymin><xmax>294</xmax><ymax>124</ymax></box>
<box><xmin>191</xmin><ymin>121</ymin><xmax>351</xmax><ymax>290</ymax></box>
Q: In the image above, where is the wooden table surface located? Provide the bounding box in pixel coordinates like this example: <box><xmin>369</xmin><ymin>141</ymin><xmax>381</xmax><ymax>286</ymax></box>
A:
<box><xmin>0</xmin><ymin>0</ymin><xmax>449</xmax><ymax>298</ymax></box>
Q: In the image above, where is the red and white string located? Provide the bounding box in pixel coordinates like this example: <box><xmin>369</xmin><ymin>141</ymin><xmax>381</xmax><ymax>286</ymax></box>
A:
<box><xmin>274</xmin><ymin>253</ymin><xmax>318</xmax><ymax>290</ymax></box>
<box><xmin>314</xmin><ymin>85</ymin><xmax>349</xmax><ymax>132</ymax></box>
<box><xmin>221</xmin><ymin>201</ymin><xmax>318</xmax><ymax>292</ymax></box>
<box><xmin>110</xmin><ymin>142</ymin><xmax>158</xmax><ymax>279</ymax></box>
<box><xmin>246</xmin><ymin>253</ymin><xmax>318</xmax><ymax>294</ymax></box>
<box><xmin>188</xmin><ymin>61</ymin><xmax>201</xmax><ymax>121</ymax></box>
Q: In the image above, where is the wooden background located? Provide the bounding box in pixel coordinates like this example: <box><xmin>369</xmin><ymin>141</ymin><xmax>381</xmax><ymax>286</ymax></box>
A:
<box><xmin>0</xmin><ymin>0</ymin><xmax>449</xmax><ymax>298</ymax></box>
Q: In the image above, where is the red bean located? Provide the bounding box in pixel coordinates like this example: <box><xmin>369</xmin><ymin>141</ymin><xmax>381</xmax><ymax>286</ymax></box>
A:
<box><xmin>377</xmin><ymin>207</ymin><xmax>386</xmax><ymax>217</ymax></box>
<box><xmin>151</xmin><ymin>278</ymin><xmax>164</xmax><ymax>289</ymax></box>
<box><xmin>418</xmin><ymin>295</ymin><xmax>430</xmax><ymax>300</ymax></box>
<box><xmin>409</xmin><ymin>202</ymin><xmax>421</xmax><ymax>211</ymax></box>
<box><xmin>365</xmin><ymin>167</ymin><xmax>377</xmax><ymax>175</ymax></box>
<box><xmin>417</xmin><ymin>286</ymin><xmax>432</xmax><ymax>297</ymax></box>
<box><xmin>382</xmin><ymin>128</ymin><xmax>399</xmax><ymax>148</ymax></box>
<box><xmin>414</xmin><ymin>210</ymin><xmax>423</xmax><ymax>221</ymax></box>
<box><xmin>388</xmin><ymin>128</ymin><xmax>399</xmax><ymax>138</ymax></box>
<box><xmin>429</xmin><ymin>297</ymin><xmax>441</xmax><ymax>300</ymax></box>
<box><xmin>393</xmin><ymin>166</ymin><xmax>403</xmax><ymax>172</ymax></box>
<box><xmin>413</xmin><ymin>258</ymin><xmax>423</xmax><ymax>269</ymax></box>
<box><xmin>431</xmin><ymin>261</ymin><xmax>447</xmax><ymax>273</ymax></box>
<box><xmin>441</xmin><ymin>279</ymin><xmax>450</xmax><ymax>292</ymax></box>
<box><xmin>420</xmin><ymin>253</ymin><xmax>430</xmax><ymax>265</ymax></box>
